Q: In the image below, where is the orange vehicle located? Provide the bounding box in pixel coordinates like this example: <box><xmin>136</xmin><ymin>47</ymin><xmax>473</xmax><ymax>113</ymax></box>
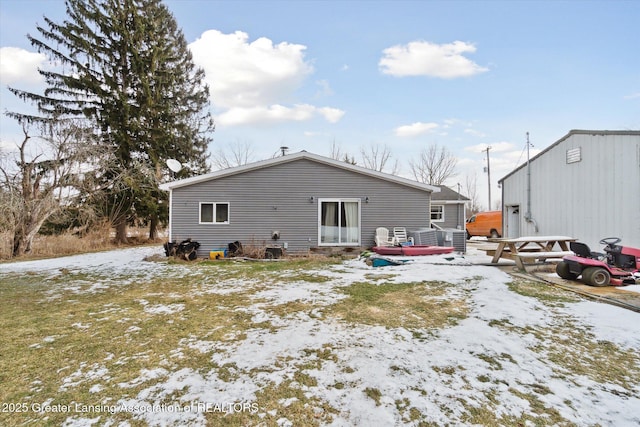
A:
<box><xmin>466</xmin><ymin>210</ymin><xmax>502</xmax><ymax>239</ymax></box>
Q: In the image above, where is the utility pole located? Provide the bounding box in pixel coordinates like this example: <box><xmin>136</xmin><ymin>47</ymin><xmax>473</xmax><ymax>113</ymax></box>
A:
<box><xmin>483</xmin><ymin>146</ymin><xmax>492</xmax><ymax>210</ymax></box>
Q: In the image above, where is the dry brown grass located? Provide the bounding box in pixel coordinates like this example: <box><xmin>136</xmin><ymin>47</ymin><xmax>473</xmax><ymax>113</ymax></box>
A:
<box><xmin>238</xmin><ymin>240</ymin><xmax>269</xmax><ymax>259</ymax></box>
<box><xmin>1</xmin><ymin>254</ymin><xmax>639</xmax><ymax>426</ymax></box>
<box><xmin>0</xmin><ymin>225</ymin><xmax>164</xmax><ymax>261</ymax></box>
<box><xmin>326</xmin><ymin>280</ymin><xmax>470</xmax><ymax>331</ymax></box>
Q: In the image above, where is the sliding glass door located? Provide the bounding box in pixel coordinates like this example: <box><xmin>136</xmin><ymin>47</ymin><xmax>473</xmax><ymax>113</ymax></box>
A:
<box><xmin>319</xmin><ymin>199</ymin><xmax>360</xmax><ymax>245</ymax></box>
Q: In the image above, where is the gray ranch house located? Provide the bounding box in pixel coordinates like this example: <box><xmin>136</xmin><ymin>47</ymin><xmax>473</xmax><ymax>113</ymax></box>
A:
<box><xmin>430</xmin><ymin>185</ymin><xmax>469</xmax><ymax>230</ymax></box>
<box><xmin>160</xmin><ymin>151</ymin><xmax>440</xmax><ymax>257</ymax></box>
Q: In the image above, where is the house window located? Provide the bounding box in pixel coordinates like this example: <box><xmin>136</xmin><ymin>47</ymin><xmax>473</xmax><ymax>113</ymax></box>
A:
<box><xmin>430</xmin><ymin>205</ymin><xmax>445</xmax><ymax>222</ymax></box>
<box><xmin>199</xmin><ymin>202</ymin><xmax>229</xmax><ymax>224</ymax></box>
<box><xmin>319</xmin><ymin>199</ymin><xmax>360</xmax><ymax>245</ymax></box>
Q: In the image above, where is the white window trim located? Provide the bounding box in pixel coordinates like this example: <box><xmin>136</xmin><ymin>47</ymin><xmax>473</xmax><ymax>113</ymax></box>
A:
<box><xmin>199</xmin><ymin>202</ymin><xmax>230</xmax><ymax>224</ymax></box>
<box><xmin>431</xmin><ymin>204</ymin><xmax>445</xmax><ymax>222</ymax></box>
<box><xmin>317</xmin><ymin>198</ymin><xmax>361</xmax><ymax>246</ymax></box>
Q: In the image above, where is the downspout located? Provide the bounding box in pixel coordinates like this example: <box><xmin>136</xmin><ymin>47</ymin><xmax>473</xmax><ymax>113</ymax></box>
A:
<box><xmin>524</xmin><ymin>132</ymin><xmax>539</xmax><ymax>232</ymax></box>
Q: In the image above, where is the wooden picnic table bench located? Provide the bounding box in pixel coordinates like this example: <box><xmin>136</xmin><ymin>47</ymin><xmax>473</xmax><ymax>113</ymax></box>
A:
<box><xmin>487</xmin><ymin>235</ymin><xmax>577</xmax><ymax>270</ymax></box>
<box><xmin>512</xmin><ymin>250</ymin><xmax>575</xmax><ymax>270</ymax></box>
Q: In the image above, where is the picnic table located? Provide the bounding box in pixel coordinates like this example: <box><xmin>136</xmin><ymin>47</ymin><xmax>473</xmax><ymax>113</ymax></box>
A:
<box><xmin>487</xmin><ymin>235</ymin><xmax>577</xmax><ymax>270</ymax></box>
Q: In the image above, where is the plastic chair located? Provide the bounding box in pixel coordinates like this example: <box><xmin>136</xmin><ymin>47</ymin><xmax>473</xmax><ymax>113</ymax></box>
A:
<box><xmin>393</xmin><ymin>227</ymin><xmax>414</xmax><ymax>246</ymax></box>
<box><xmin>375</xmin><ymin>227</ymin><xmax>395</xmax><ymax>246</ymax></box>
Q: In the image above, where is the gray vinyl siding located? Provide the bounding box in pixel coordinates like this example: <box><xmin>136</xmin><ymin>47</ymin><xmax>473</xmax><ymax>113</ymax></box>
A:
<box><xmin>500</xmin><ymin>131</ymin><xmax>640</xmax><ymax>249</ymax></box>
<box><xmin>448</xmin><ymin>204</ymin><xmax>466</xmax><ymax>230</ymax></box>
<box><xmin>430</xmin><ymin>203</ymin><xmax>466</xmax><ymax>230</ymax></box>
<box><xmin>170</xmin><ymin>158</ymin><xmax>432</xmax><ymax>255</ymax></box>
<box><xmin>430</xmin><ymin>185</ymin><xmax>468</xmax><ymax>230</ymax></box>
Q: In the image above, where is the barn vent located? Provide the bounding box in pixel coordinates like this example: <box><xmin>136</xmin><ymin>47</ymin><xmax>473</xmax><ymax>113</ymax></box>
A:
<box><xmin>566</xmin><ymin>147</ymin><xmax>581</xmax><ymax>164</ymax></box>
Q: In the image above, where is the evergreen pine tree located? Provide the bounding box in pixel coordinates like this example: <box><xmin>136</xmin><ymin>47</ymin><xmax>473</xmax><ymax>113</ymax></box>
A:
<box><xmin>7</xmin><ymin>0</ymin><xmax>214</xmax><ymax>242</ymax></box>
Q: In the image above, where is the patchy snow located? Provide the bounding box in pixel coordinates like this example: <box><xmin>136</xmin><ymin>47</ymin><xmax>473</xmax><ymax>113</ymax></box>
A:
<box><xmin>623</xmin><ymin>284</ymin><xmax>640</xmax><ymax>294</ymax></box>
<box><xmin>60</xmin><ymin>363</ymin><xmax>110</xmax><ymax>392</ymax></box>
<box><xmin>118</xmin><ymin>368</ymin><xmax>168</xmax><ymax>389</ymax></box>
<box><xmin>137</xmin><ymin>298</ymin><xmax>185</xmax><ymax>315</ymax></box>
<box><xmin>540</xmin><ymin>271</ymin><xmax>640</xmax><ymax>294</ymax></box>
<box><xmin>0</xmin><ymin>246</ymin><xmax>164</xmax><ymax>276</ymax></box>
<box><xmin>71</xmin><ymin>322</ymin><xmax>91</xmax><ymax>330</ymax></box>
<box><xmin>61</xmin><ymin>416</ymin><xmax>101</xmax><ymax>427</ymax></box>
<box><xmin>2</xmin><ymin>245</ymin><xmax>639</xmax><ymax>426</ymax></box>
<box><xmin>143</xmin><ymin>303</ymin><xmax>185</xmax><ymax>315</ymax></box>
<box><xmin>88</xmin><ymin>384</ymin><xmax>103</xmax><ymax>394</ymax></box>
<box><xmin>564</xmin><ymin>302</ymin><xmax>640</xmax><ymax>349</ymax></box>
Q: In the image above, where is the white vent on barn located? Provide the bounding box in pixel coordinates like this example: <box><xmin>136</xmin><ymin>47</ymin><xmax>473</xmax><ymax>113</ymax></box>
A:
<box><xmin>566</xmin><ymin>147</ymin><xmax>581</xmax><ymax>164</ymax></box>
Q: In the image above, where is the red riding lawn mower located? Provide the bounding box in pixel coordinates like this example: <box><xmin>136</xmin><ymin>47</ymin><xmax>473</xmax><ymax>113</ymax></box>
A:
<box><xmin>556</xmin><ymin>237</ymin><xmax>640</xmax><ymax>287</ymax></box>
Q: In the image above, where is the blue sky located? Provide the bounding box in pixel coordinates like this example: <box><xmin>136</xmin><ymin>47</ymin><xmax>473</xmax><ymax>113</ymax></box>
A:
<box><xmin>1</xmin><ymin>0</ymin><xmax>638</xmax><ymax>209</ymax></box>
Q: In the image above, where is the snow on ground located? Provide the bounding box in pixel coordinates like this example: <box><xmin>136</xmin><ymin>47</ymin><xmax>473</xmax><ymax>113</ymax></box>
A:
<box><xmin>0</xmin><ymin>245</ymin><xmax>195</xmax><ymax>297</ymax></box>
<box><xmin>623</xmin><ymin>285</ymin><xmax>640</xmax><ymax>294</ymax></box>
<box><xmin>2</xmin><ymin>245</ymin><xmax>640</xmax><ymax>426</ymax></box>
<box><xmin>0</xmin><ymin>245</ymin><xmax>164</xmax><ymax>276</ymax></box>
<box><xmin>538</xmin><ymin>270</ymin><xmax>640</xmax><ymax>295</ymax></box>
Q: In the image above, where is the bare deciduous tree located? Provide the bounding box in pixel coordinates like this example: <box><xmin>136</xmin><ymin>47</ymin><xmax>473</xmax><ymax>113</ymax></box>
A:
<box><xmin>464</xmin><ymin>172</ymin><xmax>482</xmax><ymax>217</ymax></box>
<box><xmin>329</xmin><ymin>140</ymin><xmax>343</xmax><ymax>161</ymax></box>
<box><xmin>211</xmin><ymin>140</ymin><xmax>256</xmax><ymax>170</ymax></box>
<box><xmin>329</xmin><ymin>140</ymin><xmax>356</xmax><ymax>165</ymax></box>
<box><xmin>0</xmin><ymin>122</ymin><xmax>98</xmax><ymax>257</ymax></box>
<box><xmin>409</xmin><ymin>144</ymin><xmax>457</xmax><ymax>185</ymax></box>
<box><xmin>7</xmin><ymin>0</ymin><xmax>214</xmax><ymax>245</ymax></box>
<box><xmin>360</xmin><ymin>143</ymin><xmax>398</xmax><ymax>175</ymax></box>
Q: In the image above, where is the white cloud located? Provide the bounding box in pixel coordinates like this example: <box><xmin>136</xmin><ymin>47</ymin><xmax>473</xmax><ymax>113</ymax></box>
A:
<box><xmin>464</xmin><ymin>141</ymin><xmax>515</xmax><ymax>153</ymax></box>
<box><xmin>318</xmin><ymin>107</ymin><xmax>345</xmax><ymax>123</ymax></box>
<box><xmin>189</xmin><ymin>30</ymin><xmax>313</xmax><ymax>109</ymax></box>
<box><xmin>464</xmin><ymin>128</ymin><xmax>487</xmax><ymax>138</ymax></box>
<box><xmin>217</xmin><ymin>104</ymin><xmax>344</xmax><ymax>126</ymax></box>
<box><xmin>379</xmin><ymin>40</ymin><xmax>488</xmax><ymax>79</ymax></box>
<box><xmin>623</xmin><ymin>92</ymin><xmax>640</xmax><ymax>100</ymax></box>
<box><xmin>395</xmin><ymin>122</ymin><xmax>439</xmax><ymax>137</ymax></box>
<box><xmin>457</xmin><ymin>143</ymin><xmax>541</xmax><ymax>210</ymax></box>
<box><xmin>188</xmin><ymin>29</ymin><xmax>343</xmax><ymax>127</ymax></box>
<box><xmin>457</xmin><ymin>141</ymin><xmax>544</xmax><ymax>208</ymax></box>
<box><xmin>315</xmin><ymin>79</ymin><xmax>333</xmax><ymax>97</ymax></box>
<box><xmin>0</xmin><ymin>47</ymin><xmax>46</xmax><ymax>85</ymax></box>
<box><xmin>501</xmin><ymin>146</ymin><xmax>542</xmax><ymax>163</ymax></box>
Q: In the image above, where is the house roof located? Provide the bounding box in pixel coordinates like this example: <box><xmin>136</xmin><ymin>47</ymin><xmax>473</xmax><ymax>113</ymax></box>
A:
<box><xmin>431</xmin><ymin>185</ymin><xmax>470</xmax><ymax>202</ymax></box>
<box><xmin>160</xmin><ymin>151</ymin><xmax>441</xmax><ymax>193</ymax></box>
<box><xmin>499</xmin><ymin>129</ymin><xmax>640</xmax><ymax>183</ymax></box>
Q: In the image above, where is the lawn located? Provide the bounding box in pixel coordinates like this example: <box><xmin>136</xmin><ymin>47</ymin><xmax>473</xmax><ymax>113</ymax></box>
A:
<box><xmin>1</xmin><ymin>246</ymin><xmax>639</xmax><ymax>426</ymax></box>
